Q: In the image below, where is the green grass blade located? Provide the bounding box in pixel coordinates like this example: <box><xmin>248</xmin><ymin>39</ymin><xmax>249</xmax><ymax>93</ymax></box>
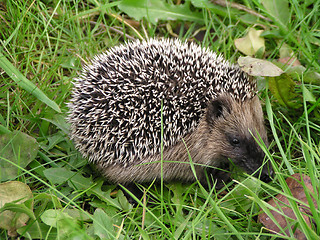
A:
<box><xmin>265</xmin><ymin>87</ymin><xmax>294</xmax><ymax>175</ymax></box>
<box><xmin>0</xmin><ymin>124</ymin><xmax>11</xmax><ymax>134</ymax></box>
<box><xmin>0</xmin><ymin>50</ymin><xmax>61</xmax><ymax>113</ymax></box>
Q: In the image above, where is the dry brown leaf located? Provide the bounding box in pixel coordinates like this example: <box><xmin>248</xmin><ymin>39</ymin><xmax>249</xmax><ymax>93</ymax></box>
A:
<box><xmin>258</xmin><ymin>173</ymin><xmax>317</xmax><ymax>240</ymax></box>
<box><xmin>0</xmin><ymin>181</ymin><xmax>33</xmax><ymax>237</ymax></box>
<box><xmin>278</xmin><ymin>56</ymin><xmax>301</xmax><ymax>67</ymax></box>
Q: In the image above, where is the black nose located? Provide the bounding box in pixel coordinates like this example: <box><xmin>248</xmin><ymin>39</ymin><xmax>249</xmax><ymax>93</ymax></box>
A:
<box><xmin>259</xmin><ymin>164</ymin><xmax>274</xmax><ymax>183</ymax></box>
<box><xmin>260</xmin><ymin>173</ymin><xmax>272</xmax><ymax>183</ymax></box>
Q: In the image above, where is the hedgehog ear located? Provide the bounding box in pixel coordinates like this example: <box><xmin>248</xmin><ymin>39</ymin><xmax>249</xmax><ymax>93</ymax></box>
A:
<box><xmin>206</xmin><ymin>96</ymin><xmax>231</xmax><ymax>124</ymax></box>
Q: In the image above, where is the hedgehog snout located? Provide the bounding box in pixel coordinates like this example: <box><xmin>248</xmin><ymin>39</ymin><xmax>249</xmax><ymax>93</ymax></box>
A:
<box><xmin>258</xmin><ymin>159</ymin><xmax>274</xmax><ymax>183</ymax></box>
<box><xmin>250</xmin><ymin>150</ymin><xmax>273</xmax><ymax>183</ymax></box>
<box><xmin>245</xmin><ymin>132</ymin><xmax>273</xmax><ymax>182</ymax></box>
<box><xmin>237</xmin><ymin>142</ymin><xmax>274</xmax><ymax>183</ymax></box>
<box><xmin>255</xmin><ymin>140</ymin><xmax>273</xmax><ymax>183</ymax></box>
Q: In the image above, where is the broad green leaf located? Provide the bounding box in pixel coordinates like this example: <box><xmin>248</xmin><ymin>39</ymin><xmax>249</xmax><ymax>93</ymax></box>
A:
<box><xmin>191</xmin><ymin>0</ymin><xmax>220</xmax><ymax>9</ymax></box>
<box><xmin>234</xmin><ymin>28</ymin><xmax>265</xmax><ymax>56</ymax></box>
<box><xmin>286</xmin><ymin>65</ymin><xmax>320</xmax><ymax>85</ymax></box>
<box><xmin>0</xmin><ymin>51</ymin><xmax>61</xmax><ymax>113</ymax></box>
<box><xmin>63</xmin><ymin>208</ymin><xmax>92</xmax><ymax>222</ymax></box>
<box><xmin>43</xmin><ymin>167</ymin><xmax>75</xmax><ymax>183</ymax></box>
<box><xmin>41</xmin><ymin>209</ymin><xmax>94</xmax><ymax>239</ymax></box>
<box><xmin>137</xmin><ymin>228</ymin><xmax>151</xmax><ymax>240</ymax></box>
<box><xmin>115</xmin><ymin>189</ymin><xmax>132</xmax><ymax>211</ymax></box>
<box><xmin>118</xmin><ymin>0</ymin><xmax>203</xmax><ymax>24</ymax></box>
<box><xmin>42</xmin><ymin>114</ymin><xmax>70</xmax><ymax>135</ymax></box>
<box><xmin>41</xmin><ymin>209</ymin><xmax>72</xmax><ymax>228</ymax></box>
<box><xmin>268</xmin><ymin>74</ymin><xmax>301</xmax><ymax>109</ymax></box>
<box><xmin>304</xmin><ymin>71</ymin><xmax>320</xmax><ymax>85</ymax></box>
<box><xmin>43</xmin><ymin>168</ymin><xmax>128</xmax><ymax>210</ymax></box>
<box><xmin>0</xmin><ymin>114</ymin><xmax>5</xmax><ymax>126</ymax></box>
<box><xmin>223</xmin><ymin>178</ymin><xmax>261</xmax><ymax>212</ymax></box>
<box><xmin>238</xmin><ymin>56</ymin><xmax>284</xmax><ymax>77</ymax></box>
<box><xmin>58</xmin><ymin>217</ymin><xmax>95</xmax><ymax>240</ymax></box>
<box><xmin>279</xmin><ymin>43</ymin><xmax>293</xmax><ymax>59</ymax></box>
<box><xmin>302</xmin><ymin>85</ymin><xmax>316</xmax><ymax>103</ymax></box>
<box><xmin>34</xmin><ymin>193</ymin><xmax>62</xmax><ymax>209</ymax></box>
<box><xmin>0</xmin><ymin>131</ymin><xmax>39</xmax><ymax>181</ymax></box>
<box><xmin>285</xmin><ymin>65</ymin><xmax>306</xmax><ymax>79</ymax></box>
<box><xmin>173</xmin><ymin>211</ymin><xmax>193</xmax><ymax>239</ymax></box>
<box><xmin>93</xmin><ymin>208</ymin><xmax>116</xmax><ymax>239</ymax></box>
<box><xmin>191</xmin><ymin>0</ymin><xmax>238</xmax><ymax>19</ymax></box>
<box><xmin>261</xmin><ymin>0</ymin><xmax>290</xmax><ymax>28</ymax></box>
<box><xmin>43</xmin><ymin>167</ymin><xmax>93</xmax><ymax>189</ymax></box>
<box><xmin>18</xmin><ymin>222</ymin><xmax>57</xmax><ymax>240</ymax></box>
<box><xmin>89</xmin><ymin>181</ymin><xmax>124</xmax><ymax>210</ymax></box>
<box><xmin>59</xmin><ymin>56</ymin><xmax>80</xmax><ymax>69</ymax></box>
<box><xmin>0</xmin><ymin>181</ymin><xmax>34</xmax><ymax>236</ymax></box>
<box><xmin>0</xmin><ymin>125</ymin><xmax>10</xmax><ymax>134</ymax></box>
<box><xmin>44</xmin><ymin>132</ymin><xmax>66</xmax><ymax>151</ymax></box>
<box><xmin>260</xmin><ymin>29</ymin><xmax>283</xmax><ymax>38</ymax></box>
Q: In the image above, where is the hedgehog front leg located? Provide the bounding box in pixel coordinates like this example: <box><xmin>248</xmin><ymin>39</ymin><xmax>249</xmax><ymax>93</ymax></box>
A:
<box><xmin>201</xmin><ymin>163</ymin><xmax>231</xmax><ymax>189</ymax></box>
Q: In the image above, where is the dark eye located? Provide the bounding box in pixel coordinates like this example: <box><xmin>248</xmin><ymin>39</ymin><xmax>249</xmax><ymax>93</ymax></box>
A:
<box><xmin>232</xmin><ymin>138</ymin><xmax>240</xmax><ymax>145</ymax></box>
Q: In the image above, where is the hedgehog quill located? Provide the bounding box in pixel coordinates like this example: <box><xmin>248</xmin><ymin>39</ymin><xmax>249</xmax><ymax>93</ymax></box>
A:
<box><xmin>68</xmin><ymin>38</ymin><xmax>273</xmax><ymax>188</ymax></box>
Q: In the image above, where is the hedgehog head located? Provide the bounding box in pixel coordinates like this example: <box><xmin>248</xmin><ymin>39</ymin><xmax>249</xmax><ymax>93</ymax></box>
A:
<box><xmin>204</xmin><ymin>93</ymin><xmax>271</xmax><ymax>181</ymax></box>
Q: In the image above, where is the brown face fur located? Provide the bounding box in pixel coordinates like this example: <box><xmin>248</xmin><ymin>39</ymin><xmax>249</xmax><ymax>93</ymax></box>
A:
<box><xmin>97</xmin><ymin>93</ymin><xmax>272</xmax><ymax>186</ymax></box>
<box><xmin>203</xmin><ymin>94</ymin><xmax>272</xmax><ymax>182</ymax></box>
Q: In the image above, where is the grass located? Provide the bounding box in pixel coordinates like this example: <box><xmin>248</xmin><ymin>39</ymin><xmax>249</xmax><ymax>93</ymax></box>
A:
<box><xmin>0</xmin><ymin>0</ymin><xmax>320</xmax><ymax>239</ymax></box>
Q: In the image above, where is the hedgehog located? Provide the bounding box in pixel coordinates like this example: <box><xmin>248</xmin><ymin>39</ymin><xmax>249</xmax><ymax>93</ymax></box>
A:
<box><xmin>68</xmin><ymin>38</ymin><xmax>273</xmax><ymax>189</ymax></box>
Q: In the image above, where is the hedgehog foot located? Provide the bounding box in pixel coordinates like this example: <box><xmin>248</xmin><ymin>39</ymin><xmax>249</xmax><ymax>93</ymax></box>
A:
<box><xmin>202</xmin><ymin>163</ymin><xmax>231</xmax><ymax>189</ymax></box>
